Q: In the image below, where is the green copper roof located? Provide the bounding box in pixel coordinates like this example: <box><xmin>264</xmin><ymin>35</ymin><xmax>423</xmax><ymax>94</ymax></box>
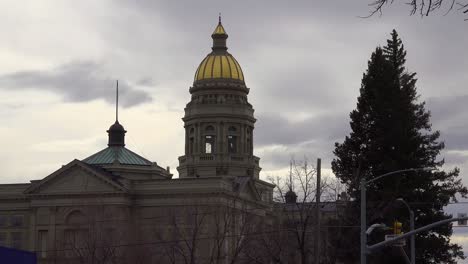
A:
<box><xmin>83</xmin><ymin>147</ymin><xmax>152</xmax><ymax>166</ymax></box>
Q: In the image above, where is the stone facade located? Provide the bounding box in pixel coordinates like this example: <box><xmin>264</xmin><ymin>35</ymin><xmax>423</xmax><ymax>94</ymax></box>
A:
<box><xmin>0</xmin><ymin>20</ymin><xmax>276</xmax><ymax>264</ymax></box>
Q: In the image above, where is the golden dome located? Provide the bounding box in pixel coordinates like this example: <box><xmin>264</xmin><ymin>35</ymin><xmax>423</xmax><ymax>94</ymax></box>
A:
<box><xmin>194</xmin><ymin>18</ymin><xmax>245</xmax><ymax>84</ymax></box>
<box><xmin>194</xmin><ymin>54</ymin><xmax>244</xmax><ymax>82</ymax></box>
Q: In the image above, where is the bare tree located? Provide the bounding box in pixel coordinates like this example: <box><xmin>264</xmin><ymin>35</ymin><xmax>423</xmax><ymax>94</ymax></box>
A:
<box><xmin>162</xmin><ymin>205</ymin><xmax>207</xmax><ymax>264</ymax></box>
<box><xmin>155</xmin><ymin>198</ymin><xmax>260</xmax><ymax>264</ymax></box>
<box><xmin>61</xmin><ymin>206</ymin><xmax>125</xmax><ymax>264</ymax></box>
<box><xmin>365</xmin><ymin>0</ymin><xmax>468</xmax><ymax>19</ymax></box>
<box><xmin>250</xmin><ymin>158</ymin><xmax>346</xmax><ymax>264</ymax></box>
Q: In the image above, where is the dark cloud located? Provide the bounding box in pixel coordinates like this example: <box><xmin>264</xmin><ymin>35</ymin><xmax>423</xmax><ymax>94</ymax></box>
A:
<box><xmin>0</xmin><ymin>61</ymin><xmax>152</xmax><ymax>107</ymax></box>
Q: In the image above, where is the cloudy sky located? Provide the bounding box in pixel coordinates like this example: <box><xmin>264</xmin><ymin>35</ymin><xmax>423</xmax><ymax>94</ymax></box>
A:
<box><xmin>0</xmin><ymin>0</ymin><xmax>467</xmax><ymax>257</ymax></box>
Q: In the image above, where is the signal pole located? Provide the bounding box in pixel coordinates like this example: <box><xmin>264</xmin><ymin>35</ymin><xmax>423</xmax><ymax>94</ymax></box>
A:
<box><xmin>315</xmin><ymin>158</ymin><xmax>321</xmax><ymax>264</ymax></box>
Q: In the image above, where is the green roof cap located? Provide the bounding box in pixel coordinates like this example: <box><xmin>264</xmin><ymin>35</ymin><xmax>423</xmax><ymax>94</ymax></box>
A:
<box><xmin>83</xmin><ymin>146</ymin><xmax>152</xmax><ymax>166</ymax></box>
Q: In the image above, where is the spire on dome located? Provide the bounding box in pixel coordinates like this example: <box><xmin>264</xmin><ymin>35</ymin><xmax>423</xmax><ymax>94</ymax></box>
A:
<box><xmin>107</xmin><ymin>80</ymin><xmax>126</xmax><ymax>147</ymax></box>
<box><xmin>211</xmin><ymin>15</ymin><xmax>228</xmax><ymax>51</ymax></box>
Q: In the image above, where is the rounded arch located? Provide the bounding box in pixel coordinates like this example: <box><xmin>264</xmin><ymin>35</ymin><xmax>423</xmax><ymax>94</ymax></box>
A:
<box><xmin>205</xmin><ymin>125</ymin><xmax>215</xmax><ymax>132</ymax></box>
<box><xmin>65</xmin><ymin>210</ymin><xmax>87</xmax><ymax>225</ymax></box>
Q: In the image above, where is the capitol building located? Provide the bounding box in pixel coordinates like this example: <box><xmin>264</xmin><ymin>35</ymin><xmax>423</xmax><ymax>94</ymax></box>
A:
<box><xmin>0</xmin><ymin>19</ymin><xmax>339</xmax><ymax>264</ymax></box>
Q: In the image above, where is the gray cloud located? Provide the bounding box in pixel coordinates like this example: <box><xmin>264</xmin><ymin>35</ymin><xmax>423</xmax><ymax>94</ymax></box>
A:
<box><xmin>255</xmin><ymin>112</ymin><xmax>349</xmax><ymax>146</ymax></box>
<box><xmin>426</xmin><ymin>95</ymin><xmax>468</xmax><ymax>151</ymax></box>
<box><xmin>254</xmin><ymin>112</ymin><xmax>350</xmax><ymax>170</ymax></box>
<box><xmin>0</xmin><ymin>61</ymin><xmax>152</xmax><ymax>107</ymax></box>
<box><xmin>443</xmin><ymin>151</ymin><xmax>468</xmax><ymax>165</ymax></box>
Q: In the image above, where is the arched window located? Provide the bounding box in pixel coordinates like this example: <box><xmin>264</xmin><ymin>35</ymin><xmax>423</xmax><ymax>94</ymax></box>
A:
<box><xmin>204</xmin><ymin>125</ymin><xmax>215</xmax><ymax>154</ymax></box>
<box><xmin>189</xmin><ymin>137</ymin><xmax>194</xmax><ymax>154</ymax></box>
<box><xmin>228</xmin><ymin>135</ymin><xmax>237</xmax><ymax>153</ymax></box>
<box><xmin>64</xmin><ymin>210</ymin><xmax>88</xmax><ymax>257</ymax></box>
<box><xmin>188</xmin><ymin>127</ymin><xmax>195</xmax><ymax>154</ymax></box>
<box><xmin>66</xmin><ymin>210</ymin><xmax>86</xmax><ymax>225</ymax></box>
<box><xmin>227</xmin><ymin>126</ymin><xmax>238</xmax><ymax>154</ymax></box>
<box><xmin>205</xmin><ymin>135</ymin><xmax>214</xmax><ymax>154</ymax></box>
<box><xmin>246</xmin><ymin>127</ymin><xmax>252</xmax><ymax>155</ymax></box>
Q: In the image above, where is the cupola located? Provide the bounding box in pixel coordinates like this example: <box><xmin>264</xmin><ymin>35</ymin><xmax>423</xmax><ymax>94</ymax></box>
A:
<box><xmin>193</xmin><ymin>16</ymin><xmax>245</xmax><ymax>85</ymax></box>
<box><xmin>107</xmin><ymin>121</ymin><xmax>126</xmax><ymax>147</ymax></box>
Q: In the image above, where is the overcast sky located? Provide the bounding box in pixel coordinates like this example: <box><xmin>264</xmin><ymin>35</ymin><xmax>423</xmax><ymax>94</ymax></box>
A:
<box><xmin>1</xmin><ymin>0</ymin><xmax>467</xmax><ymax>186</ymax></box>
<box><xmin>0</xmin><ymin>0</ymin><xmax>467</xmax><ymax>256</ymax></box>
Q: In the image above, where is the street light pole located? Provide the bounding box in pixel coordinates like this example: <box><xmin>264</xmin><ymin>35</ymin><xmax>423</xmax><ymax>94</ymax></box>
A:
<box><xmin>396</xmin><ymin>198</ymin><xmax>415</xmax><ymax>264</ymax></box>
<box><xmin>360</xmin><ymin>178</ymin><xmax>367</xmax><ymax>264</ymax></box>
<box><xmin>360</xmin><ymin>168</ymin><xmax>431</xmax><ymax>264</ymax></box>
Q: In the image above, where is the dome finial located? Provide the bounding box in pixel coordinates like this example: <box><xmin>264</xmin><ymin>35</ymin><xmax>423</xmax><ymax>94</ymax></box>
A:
<box><xmin>116</xmin><ymin>80</ymin><xmax>119</xmax><ymax>122</ymax></box>
<box><xmin>212</xmin><ymin>15</ymin><xmax>228</xmax><ymax>52</ymax></box>
<box><xmin>108</xmin><ymin>81</ymin><xmax>126</xmax><ymax>147</ymax></box>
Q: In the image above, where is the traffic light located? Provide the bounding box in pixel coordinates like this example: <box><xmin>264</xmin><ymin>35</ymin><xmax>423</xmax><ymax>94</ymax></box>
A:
<box><xmin>393</xmin><ymin>221</ymin><xmax>403</xmax><ymax>235</ymax></box>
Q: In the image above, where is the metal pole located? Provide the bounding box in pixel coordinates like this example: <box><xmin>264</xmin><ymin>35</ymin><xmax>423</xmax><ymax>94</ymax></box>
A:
<box><xmin>360</xmin><ymin>178</ymin><xmax>366</xmax><ymax>264</ymax></box>
<box><xmin>368</xmin><ymin>216</ymin><xmax>468</xmax><ymax>251</ymax></box>
<box><xmin>398</xmin><ymin>246</ymin><xmax>412</xmax><ymax>264</ymax></box>
<box><xmin>410</xmin><ymin>211</ymin><xmax>415</xmax><ymax>264</ymax></box>
<box><xmin>315</xmin><ymin>158</ymin><xmax>321</xmax><ymax>264</ymax></box>
<box><xmin>360</xmin><ymin>168</ymin><xmax>429</xmax><ymax>264</ymax></box>
<box><xmin>396</xmin><ymin>198</ymin><xmax>415</xmax><ymax>264</ymax></box>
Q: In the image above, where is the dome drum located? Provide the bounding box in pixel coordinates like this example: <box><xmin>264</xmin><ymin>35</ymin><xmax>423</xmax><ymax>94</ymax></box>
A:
<box><xmin>189</xmin><ymin>81</ymin><xmax>249</xmax><ymax>94</ymax></box>
<box><xmin>178</xmin><ymin>18</ymin><xmax>261</xmax><ymax>179</ymax></box>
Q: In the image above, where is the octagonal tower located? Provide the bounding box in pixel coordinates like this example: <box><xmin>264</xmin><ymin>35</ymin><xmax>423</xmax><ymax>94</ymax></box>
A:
<box><xmin>177</xmin><ymin>18</ymin><xmax>261</xmax><ymax>178</ymax></box>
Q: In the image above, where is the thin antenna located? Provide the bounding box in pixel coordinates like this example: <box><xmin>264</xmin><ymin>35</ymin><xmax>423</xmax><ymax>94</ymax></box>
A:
<box><xmin>289</xmin><ymin>161</ymin><xmax>293</xmax><ymax>191</ymax></box>
<box><xmin>116</xmin><ymin>80</ymin><xmax>119</xmax><ymax>122</ymax></box>
<box><xmin>219</xmin><ymin>13</ymin><xmax>221</xmax><ymax>24</ymax></box>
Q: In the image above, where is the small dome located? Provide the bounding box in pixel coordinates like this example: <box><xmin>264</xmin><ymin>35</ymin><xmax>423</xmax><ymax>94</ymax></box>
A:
<box><xmin>107</xmin><ymin>121</ymin><xmax>126</xmax><ymax>147</ymax></box>
<box><xmin>108</xmin><ymin>121</ymin><xmax>125</xmax><ymax>132</ymax></box>
<box><xmin>285</xmin><ymin>190</ymin><xmax>298</xmax><ymax>204</ymax></box>
<box><xmin>193</xmin><ymin>18</ymin><xmax>245</xmax><ymax>84</ymax></box>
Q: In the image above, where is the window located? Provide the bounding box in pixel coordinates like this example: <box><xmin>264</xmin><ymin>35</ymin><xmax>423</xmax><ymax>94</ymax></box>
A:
<box><xmin>11</xmin><ymin>215</ymin><xmax>23</xmax><ymax>227</ymax></box>
<box><xmin>246</xmin><ymin>127</ymin><xmax>252</xmax><ymax>154</ymax></box>
<box><xmin>64</xmin><ymin>229</ymin><xmax>88</xmax><ymax>258</ymax></box>
<box><xmin>10</xmin><ymin>232</ymin><xmax>22</xmax><ymax>249</ymax></box>
<box><xmin>228</xmin><ymin>135</ymin><xmax>237</xmax><ymax>153</ymax></box>
<box><xmin>0</xmin><ymin>215</ymin><xmax>7</xmax><ymax>227</ymax></box>
<box><xmin>205</xmin><ymin>135</ymin><xmax>214</xmax><ymax>154</ymax></box>
<box><xmin>227</xmin><ymin>126</ymin><xmax>238</xmax><ymax>153</ymax></box>
<box><xmin>189</xmin><ymin>137</ymin><xmax>194</xmax><ymax>154</ymax></box>
<box><xmin>0</xmin><ymin>232</ymin><xmax>6</xmax><ymax>247</ymax></box>
<box><xmin>205</xmin><ymin>125</ymin><xmax>214</xmax><ymax>132</ymax></box>
<box><xmin>38</xmin><ymin>230</ymin><xmax>48</xmax><ymax>258</ymax></box>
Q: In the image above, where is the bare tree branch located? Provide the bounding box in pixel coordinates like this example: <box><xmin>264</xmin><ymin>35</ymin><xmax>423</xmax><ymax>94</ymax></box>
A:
<box><xmin>365</xmin><ymin>0</ymin><xmax>468</xmax><ymax>18</ymax></box>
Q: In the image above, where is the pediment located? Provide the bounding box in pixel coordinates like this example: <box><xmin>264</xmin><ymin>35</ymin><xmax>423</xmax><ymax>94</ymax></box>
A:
<box><xmin>25</xmin><ymin>159</ymin><xmax>127</xmax><ymax>195</ymax></box>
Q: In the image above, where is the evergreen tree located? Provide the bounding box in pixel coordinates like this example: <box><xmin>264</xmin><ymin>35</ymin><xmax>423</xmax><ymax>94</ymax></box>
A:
<box><xmin>332</xmin><ymin>30</ymin><xmax>467</xmax><ymax>264</ymax></box>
